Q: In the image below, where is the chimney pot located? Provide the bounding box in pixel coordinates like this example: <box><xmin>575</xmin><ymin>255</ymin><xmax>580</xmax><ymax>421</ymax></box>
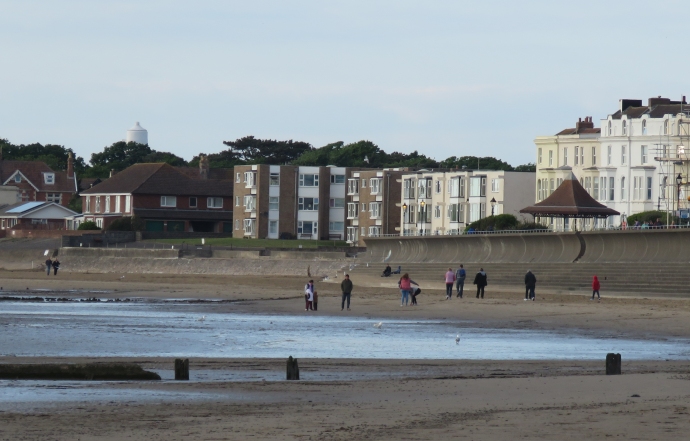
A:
<box><xmin>67</xmin><ymin>152</ymin><xmax>74</xmax><ymax>178</ymax></box>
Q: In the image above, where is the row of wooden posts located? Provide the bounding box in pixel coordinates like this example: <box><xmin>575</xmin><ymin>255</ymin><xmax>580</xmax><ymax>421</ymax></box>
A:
<box><xmin>173</xmin><ymin>354</ymin><xmax>620</xmax><ymax>380</ymax></box>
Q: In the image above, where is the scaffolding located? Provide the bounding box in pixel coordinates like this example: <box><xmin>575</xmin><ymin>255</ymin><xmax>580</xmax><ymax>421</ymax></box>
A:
<box><xmin>653</xmin><ymin>112</ymin><xmax>690</xmax><ymax>224</ymax></box>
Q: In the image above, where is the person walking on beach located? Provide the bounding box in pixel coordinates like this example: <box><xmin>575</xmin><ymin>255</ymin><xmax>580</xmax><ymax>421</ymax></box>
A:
<box><xmin>473</xmin><ymin>268</ymin><xmax>487</xmax><ymax>299</ymax></box>
<box><xmin>444</xmin><ymin>268</ymin><xmax>456</xmax><ymax>300</ymax></box>
<box><xmin>455</xmin><ymin>264</ymin><xmax>466</xmax><ymax>298</ymax></box>
<box><xmin>52</xmin><ymin>259</ymin><xmax>60</xmax><ymax>276</ymax></box>
<box><xmin>398</xmin><ymin>273</ymin><xmax>418</xmax><ymax>307</ymax></box>
<box><xmin>45</xmin><ymin>258</ymin><xmax>52</xmax><ymax>276</ymax></box>
<box><xmin>304</xmin><ymin>280</ymin><xmax>315</xmax><ymax>311</ymax></box>
<box><xmin>591</xmin><ymin>275</ymin><xmax>601</xmax><ymax>300</ymax></box>
<box><xmin>341</xmin><ymin>274</ymin><xmax>353</xmax><ymax>311</ymax></box>
<box><xmin>524</xmin><ymin>270</ymin><xmax>536</xmax><ymax>301</ymax></box>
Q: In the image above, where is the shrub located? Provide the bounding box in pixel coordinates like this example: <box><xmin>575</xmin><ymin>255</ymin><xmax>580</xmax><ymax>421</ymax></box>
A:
<box><xmin>626</xmin><ymin>210</ymin><xmax>678</xmax><ymax>226</ymax></box>
<box><xmin>465</xmin><ymin>214</ymin><xmax>519</xmax><ymax>232</ymax></box>
<box><xmin>77</xmin><ymin>221</ymin><xmax>100</xmax><ymax>230</ymax></box>
<box><xmin>106</xmin><ymin>216</ymin><xmax>144</xmax><ymax>231</ymax></box>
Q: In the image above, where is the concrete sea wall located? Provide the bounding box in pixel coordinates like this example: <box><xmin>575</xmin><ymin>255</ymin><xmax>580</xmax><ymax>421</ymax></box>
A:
<box><xmin>363</xmin><ymin>229</ymin><xmax>690</xmax><ymax>264</ymax></box>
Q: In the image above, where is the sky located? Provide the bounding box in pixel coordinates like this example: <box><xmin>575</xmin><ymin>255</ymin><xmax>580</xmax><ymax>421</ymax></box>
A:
<box><xmin>1</xmin><ymin>0</ymin><xmax>690</xmax><ymax>166</ymax></box>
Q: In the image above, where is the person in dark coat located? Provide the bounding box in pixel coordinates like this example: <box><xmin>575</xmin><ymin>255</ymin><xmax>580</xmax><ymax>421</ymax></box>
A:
<box><xmin>45</xmin><ymin>258</ymin><xmax>52</xmax><ymax>276</ymax></box>
<box><xmin>381</xmin><ymin>265</ymin><xmax>392</xmax><ymax>277</ymax></box>
<box><xmin>524</xmin><ymin>270</ymin><xmax>536</xmax><ymax>301</ymax></box>
<box><xmin>473</xmin><ymin>268</ymin><xmax>487</xmax><ymax>299</ymax></box>
<box><xmin>52</xmin><ymin>259</ymin><xmax>61</xmax><ymax>276</ymax></box>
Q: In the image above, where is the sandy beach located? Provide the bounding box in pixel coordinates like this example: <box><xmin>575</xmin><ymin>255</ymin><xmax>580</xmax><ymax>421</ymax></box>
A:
<box><xmin>1</xmin><ymin>268</ymin><xmax>690</xmax><ymax>440</ymax></box>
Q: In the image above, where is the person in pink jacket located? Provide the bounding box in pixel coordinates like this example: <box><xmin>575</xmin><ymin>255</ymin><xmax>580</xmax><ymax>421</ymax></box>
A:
<box><xmin>444</xmin><ymin>268</ymin><xmax>456</xmax><ymax>300</ymax></box>
<box><xmin>398</xmin><ymin>273</ymin><xmax>418</xmax><ymax>306</ymax></box>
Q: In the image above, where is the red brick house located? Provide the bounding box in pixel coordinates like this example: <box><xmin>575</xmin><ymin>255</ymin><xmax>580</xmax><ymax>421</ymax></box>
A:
<box><xmin>80</xmin><ymin>162</ymin><xmax>233</xmax><ymax>233</ymax></box>
<box><xmin>0</xmin><ymin>153</ymin><xmax>78</xmax><ymax>207</ymax></box>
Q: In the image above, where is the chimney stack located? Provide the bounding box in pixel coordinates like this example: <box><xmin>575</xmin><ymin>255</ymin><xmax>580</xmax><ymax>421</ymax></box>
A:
<box><xmin>67</xmin><ymin>152</ymin><xmax>74</xmax><ymax>178</ymax></box>
<box><xmin>199</xmin><ymin>155</ymin><xmax>210</xmax><ymax>179</ymax></box>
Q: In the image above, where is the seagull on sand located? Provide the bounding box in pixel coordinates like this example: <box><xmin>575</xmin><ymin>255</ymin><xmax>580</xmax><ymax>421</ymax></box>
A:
<box><xmin>373</xmin><ymin>322</ymin><xmax>383</xmax><ymax>329</ymax></box>
<box><xmin>198</xmin><ymin>315</ymin><xmax>206</xmax><ymax>322</ymax></box>
<box><xmin>455</xmin><ymin>334</ymin><xmax>460</xmax><ymax>345</ymax></box>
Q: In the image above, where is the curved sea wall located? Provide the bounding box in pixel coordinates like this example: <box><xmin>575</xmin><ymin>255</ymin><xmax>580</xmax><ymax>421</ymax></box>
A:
<box><xmin>363</xmin><ymin>229</ymin><xmax>690</xmax><ymax>264</ymax></box>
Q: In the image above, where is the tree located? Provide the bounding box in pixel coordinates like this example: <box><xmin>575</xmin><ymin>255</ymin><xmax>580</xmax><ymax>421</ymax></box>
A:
<box><xmin>67</xmin><ymin>195</ymin><xmax>82</xmax><ymax>213</ymax></box>
<box><xmin>86</xmin><ymin>141</ymin><xmax>187</xmax><ymax>178</ymax></box>
<box><xmin>514</xmin><ymin>163</ymin><xmax>536</xmax><ymax>172</ymax></box>
<box><xmin>0</xmin><ymin>138</ymin><xmax>87</xmax><ymax>174</ymax></box>
<box><xmin>291</xmin><ymin>140</ymin><xmax>439</xmax><ymax>168</ymax></box>
<box><xmin>439</xmin><ymin>156</ymin><xmax>514</xmax><ymax>171</ymax></box>
<box><xmin>222</xmin><ymin>136</ymin><xmax>313</xmax><ymax>164</ymax></box>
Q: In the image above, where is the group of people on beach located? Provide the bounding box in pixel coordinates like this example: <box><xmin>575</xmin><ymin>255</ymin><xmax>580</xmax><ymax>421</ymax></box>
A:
<box><xmin>44</xmin><ymin>258</ymin><xmax>60</xmax><ymax>276</ymax></box>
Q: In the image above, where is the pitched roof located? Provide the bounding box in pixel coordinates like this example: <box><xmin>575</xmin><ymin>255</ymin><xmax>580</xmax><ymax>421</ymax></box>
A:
<box><xmin>520</xmin><ymin>173</ymin><xmax>619</xmax><ymax>218</ymax></box>
<box><xmin>82</xmin><ymin>163</ymin><xmax>233</xmax><ymax>197</ymax></box>
<box><xmin>555</xmin><ymin>127</ymin><xmax>601</xmax><ymax>135</ymax></box>
<box><xmin>610</xmin><ymin>103</ymin><xmax>689</xmax><ymax>119</ymax></box>
<box><xmin>0</xmin><ymin>201</ymin><xmax>77</xmax><ymax>217</ymax></box>
<box><xmin>0</xmin><ymin>160</ymin><xmax>76</xmax><ymax>193</ymax></box>
<box><xmin>175</xmin><ymin>166</ymin><xmax>234</xmax><ymax>180</ymax></box>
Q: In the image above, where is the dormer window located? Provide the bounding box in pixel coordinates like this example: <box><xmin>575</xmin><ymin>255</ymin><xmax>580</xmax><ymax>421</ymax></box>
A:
<box><xmin>44</xmin><ymin>173</ymin><xmax>55</xmax><ymax>184</ymax></box>
<box><xmin>14</xmin><ymin>174</ymin><xmax>21</xmax><ymax>183</ymax></box>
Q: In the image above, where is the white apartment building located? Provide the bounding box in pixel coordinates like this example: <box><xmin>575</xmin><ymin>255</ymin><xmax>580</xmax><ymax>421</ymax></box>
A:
<box><xmin>536</xmin><ymin>97</ymin><xmax>690</xmax><ymax>228</ymax></box>
<box><xmin>400</xmin><ymin>170</ymin><xmax>535</xmax><ymax>235</ymax></box>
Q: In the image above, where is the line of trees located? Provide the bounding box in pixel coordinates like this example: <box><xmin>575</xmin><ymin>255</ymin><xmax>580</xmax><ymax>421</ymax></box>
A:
<box><xmin>1</xmin><ymin>136</ymin><xmax>536</xmax><ymax>180</ymax></box>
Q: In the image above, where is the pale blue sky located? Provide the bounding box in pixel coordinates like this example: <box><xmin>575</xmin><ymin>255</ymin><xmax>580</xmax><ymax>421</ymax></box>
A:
<box><xmin>1</xmin><ymin>0</ymin><xmax>689</xmax><ymax>166</ymax></box>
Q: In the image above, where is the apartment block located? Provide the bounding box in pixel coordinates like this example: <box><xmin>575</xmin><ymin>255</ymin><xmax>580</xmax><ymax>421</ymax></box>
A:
<box><xmin>400</xmin><ymin>170</ymin><xmax>535</xmax><ymax>236</ymax></box>
<box><xmin>233</xmin><ymin>165</ymin><xmax>352</xmax><ymax>240</ymax></box>
<box><xmin>345</xmin><ymin>169</ymin><xmax>405</xmax><ymax>245</ymax></box>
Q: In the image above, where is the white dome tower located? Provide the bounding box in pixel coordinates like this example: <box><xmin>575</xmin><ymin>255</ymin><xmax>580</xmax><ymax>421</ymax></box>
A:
<box><xmin>126</xmin><ymin>122</ymin><xmax>148</xmax><ymax>145</ymax></box>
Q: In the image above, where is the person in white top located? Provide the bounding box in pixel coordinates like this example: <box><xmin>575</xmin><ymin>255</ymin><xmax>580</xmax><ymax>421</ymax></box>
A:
<box><xmin>304</xmin><ymin>280</ymin><xmax>314</xmax><ymax>311</ymax></box>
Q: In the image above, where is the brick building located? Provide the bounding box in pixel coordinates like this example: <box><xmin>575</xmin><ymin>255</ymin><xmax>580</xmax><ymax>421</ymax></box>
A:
<box><xmin>80</xmin><ymin>161</ymin><xmax>233</xmax><ymax>232</ymax></box>
<box><xmin>0</xmin><ymin>153</ymin><xmax>78</xmax><ymax>207</ymax></box>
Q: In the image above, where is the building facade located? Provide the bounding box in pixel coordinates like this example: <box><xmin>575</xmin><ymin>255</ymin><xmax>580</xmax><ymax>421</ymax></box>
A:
<box><xmin>233</xmin><ymin>165</ymin><xmax>353</xmax><ymax>240</ymax></box>
<box><xmin>536</xmin><ymin>97</ymin><xmax>690</xmax><ymax>229</ymax></box>
<box><xmin>0</xmin><ymin>153</ymin><xmax>78</xmax><ymax>207</ymax></box>
<box><xmin>399</xmin><ymin>170</ymin><xmax>535</xmax><ymax>236</ymax></box>
<box><xmin>345</xmin><ymin>169</ymin><xmax>405</xmax><ymax>246</ymax></box>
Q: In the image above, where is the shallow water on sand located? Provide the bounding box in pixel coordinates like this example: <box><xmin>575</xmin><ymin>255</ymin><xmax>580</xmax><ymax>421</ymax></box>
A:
<box><xmin>1</xmin><ymin>301</ymin><xmax>689</xmax><ymax>360</ymax></box>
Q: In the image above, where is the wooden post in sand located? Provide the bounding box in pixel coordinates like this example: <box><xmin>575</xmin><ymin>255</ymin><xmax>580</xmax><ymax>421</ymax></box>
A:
<box><xmin>175</xmin><ymin>358</ymin><xmax>189</xmax><ymax>380</ymax></box>
<box><xmin>606</xmin><ymin>353</ymin><xmax>621</xmax><ymax>375</ymax></box>
<box><xmin>286</xmin><ymin>356</ymin><xmax>299</xmax><ymax>380</ymax></box>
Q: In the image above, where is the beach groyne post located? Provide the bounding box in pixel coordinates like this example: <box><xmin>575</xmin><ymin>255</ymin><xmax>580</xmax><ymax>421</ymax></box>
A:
<box><xmin>175</xmin><ymin>358</ymin><xmax>189</xmax><ymax>380</ymax></box>
<box><xmin>286</xmin><ymin>356</ymin><xmax>299</xmax><ymax>380</ymax></box>
<box><xmin>606</xmin><ymin>353</ymin><xmax>621</xmax><ymax>375</ymax></box>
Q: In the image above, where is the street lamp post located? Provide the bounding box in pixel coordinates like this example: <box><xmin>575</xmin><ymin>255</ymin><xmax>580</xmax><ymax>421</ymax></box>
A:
<box><xmin>420</xmin><ymin>201</ymin><xmax>425</xmax><ymax>236</ymax></box>
<box><xmin>490</xmin><ymin>197</ymin><xmax>497</xmax><ymax>216</ymax></box>
<box><xmin>402</xmin><ymin>203</ymin><xmax>408</xmax><ymax>236</ymax></box>
<box><xmin>677</xmin><ymin>173</ymin><xmax>683</xmax><ymax>217</ymax></box>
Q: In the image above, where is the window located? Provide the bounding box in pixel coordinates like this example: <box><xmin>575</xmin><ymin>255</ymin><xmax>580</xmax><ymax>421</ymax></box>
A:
<box><xmin>404</xmin><ymin>179</ymin><xmax>415</xmax><ymax>198</ymax></box>
<box><xmin>664</xmin><ymin>120</ymin><xmax>669</xmax><ymax>135</ymax></box>
<box><xmin>298</xmin><ymin>197</ymin><xmax>318</xmax><ymax>211</ymax></box>
<box><xmin>599</xmin><ymin>177</ymin><xmax>606</xmax><ymax>201</ymax></box>
<box><xmin>418</xmin><ymin>178</ymin><xmax>431</xmax><ymax>198</ymax></box>
<box><xmin>584</xmin><ymin>177</ymin><xmax>591</xmax><ymax>196</ymax></box>
<box><xmin>244</xmin><ymin>171</ymin><xmax>257</xmax><ymax>187</ymax></box>
<box><xmin>574</xmin><ymin>147</ymin><xmax>579</xmax><ymax>165</ymax></box>
<box><xmin>207</xmin><ymin>197</ymin><xmax>223</xmax><ymax>208</ymax></box>
<box><xmin>330</xmin><ymin>174</ymin><xmax>345</xmax><ymax>184</ymax></box>
<box><xmin>370</xmin><ymin>203</ymin><xmax>382</xmax><ymax>218</ymax></box>
<box><xmin>189</xmin><ymin>197</ymin><xmax>197</xmax><ymax>208</ymax></box>
<box><xmin>244</xmin><ymin>195</ymin><xmax>256</xmax><ymax>211</ymax></box>
<box><xmin>621</xmin><ymin>177</ymin><xmax>626</xmax><ymax>199</ymax></box>
<box><xmin>368</xmin><ymin>226</ymin><xmax>381</xmax><ymax>237</ymax></box>
<box><xmin>448</xmin><ymin>203</ymin><xmax>462</xmax><ymax>222</ymax></box>
<box><xmin>537</xmin><ymin>180</ymin><xmax>542</xmax><ymax>201</ymax></box>
<box><xmin>593</xmin><ymin>178</ymin><xmax>599</xmax><ymax>200</ymax></box>
<box><xmin>269</xmin><ymin>173</ymin><xmax>280</xmax><ymax>186</ymax></box>
<box><xmin>125</xmin><ymin>195</ymin><xmax>131</xmax><ymax>213</ymax></box>
<box><xmin>370</xmin><ymin>178</ymin><xmax>381</xmax><ymax>194</ymax></box>
<box><xmin>450</xmin><ymin>177</ymin><xmax>460</xmax><ymax>198</ymax></box>
<box><xmin>361</xmin><ymin>203</ymin><xmax>367</xmax><ymax>212</ymax></box>
<box><xmin>622</xmin><ymin>120</ymin><xmax>627</xmax><ymax>135</ymax></box>
<box><xmin>469</xmin><ymin>203</ymin><xmax>480</xmax><ymax>222</ymax></box>
<box><xmin>642</xmin><ymin>120</ymin><xmax>647</xmax><ymax>135</ymax></box>
<box><xmin>14</xmin><ymin>174</ymin><xmax>21</xmax><ymax>183</ymax></box>
<box><xmin>434</xmin><ymin>205</ymin><xmax>441</xmax><ymax>219</ymax></box>
<box><xmin>269</xmin><ymin>220</ymin><xmax>278</xmax><ymax>234</ymax></box>
<box><xmin>580</xmin><ymin>147</ymin><xmax>584</xmax><ymax>166</ymax></box>
<box><xmin>329</xmin><ymin>221</ymin><xmax>344</xmax><ymax>231</ymax></box>
<box><xmin>47</xmin><ymin>193</ymin><xmax>62</xmax><ymax>203</ymax></box>
<box><xmin>491</xmin><ymin>178</ymin><xmax>499</xmax><ymax>192</ymax></box>
<box><xmin>105</xmin><ymin>196</ymin><xmax>110</xmax><ymax>213</ymax></box>
<box><xmin>299</xmin><ymin>174</ymin><xmax>318</xmax><ymax>187</ymax></box>
<box><xmin>621</xmin><ymin>146</ymin><xmax>626</xmax><ymax>165</ymax></box>
<box><xmin>44</xmin><ymin>173</ymin><xmax>54</xmax><ymax>184</ymax></box>
<box><xmin>329</xmin><ymin>198</ymin><xmax>345</xmax><ymax>208</ymax></box>
<box><xmin>298</xmin><ymin>221</ymin><xmax>317</xmax><ymax>236</ymax></box>
<box><xmin>235</xmin><ymin>196</ymin><xmax>240</xmax><ymax>206</ymax></box>
<box><xmin>404</xmin><ymin>205</ymin><xmax>416</xmax><ymax>224</ymax></box>
<box><xmin>161</xmin><ymin>196</ymin><xmax>176</xmax><ymax>207</ymax></box>
<box><xmin>608</xmin><ymin>121</ymin><xmax>612</xmax><ymax>136</ymax></box>
<box><xmin>609</xmin><ymin>177</ymin><xmax>615</xmax><ymax>201</ymax></box>
<box><xmin>243</xmin><ymin>219</ymin><xmax>256</xmax><ymax>235</ymax></box>
<box><xmin>564</xmin><ymin>147</ymin><xmax>568</xmax><ymax>166</ymax></box>
<box><xmin>347</xmin><ymin>227</ymin><xmax>358</xmax><ymax>243</ymax></box>
<box><xmin>607</xmin><ymin>146</ymin><xmax>612</xmax><ymax>165</ymax></box>
<box><xmin>548</xmin><ymin>150</ymin><xmax>553</xmax><ymax>166</ymax></box>
<box><xmin>641</xmin><ymin>145</ymin><xmax>648</xmax><ymax>164</ymax></box>
<box><xmin>269</xmin><ymin>197</ymin><xmax>279</xmax><ymax>210</ymax></box>
<box><xmin>435</xmin><ymin>180</ymin><xmax>441</xmax><ymax>194</ymax></box>
<box><xmin>538</xmin><ymin>148</ymin><xmax>542</xmax><ymax>164</ymax></box>
<box><xmin>235</xmin><ymin>219</ymin><xmax>240</xmax><ymax>230</ymax></box>
<box><xmin>361</xmin><ymin>179</ymin><xmax>367</xmax><ymax>188</ymax></box>
<box><xmin>469</xmin><ymin>177</ymin><xmax>484</xmax><ymax>197</ymax></box>
<box><xmin>592</xmin><ymin>147</ymin><xmax>596</xmax><ymax>166</ymax></box>
<box><xmin>347</xmin><ymin>203</ymin><xmax>358</xmax><ymax>219</ymax></box>
<box><xmin>361</xmin><ymin>227</ymin><xmax>366</xmax><ymax>237</ymax></box>
<box><xmin>236</xmin><ymin>173</ymin><xmax>241</xmax><ymax>183</ymax></box>
<box><xmin>347</xmin><ymin>179</ymin><xmax>359</xmax><ymax>195</ymax></box>
<box><xmin>115</xmin><ymin>196</ymin><xmax>121</xmax><ymax>212</ymax></box>
<box><xmin>95</xmin><ymin>197</ymin><xmax>101</xmax><ymax>212</ymax></box>
<box><xmin>647</xmin><ymin>177</ymin><xmax>652</xmax><ymax>200</ymax></box>
<box><xmin>549</xmin><ymin>178</ymin><xmax>554</xmax><ymax>195</ymax></box>
<box><xmin>96</xmin><ymin>218</ymin><xmax>103</xmax><ymax>229</ymax></box>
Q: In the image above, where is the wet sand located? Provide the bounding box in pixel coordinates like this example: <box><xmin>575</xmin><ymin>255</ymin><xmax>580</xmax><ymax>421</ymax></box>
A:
<box><xmin>2</xmin><ymin>269</ymin><xmax>690</xmax><ymax>440</ymax></box>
